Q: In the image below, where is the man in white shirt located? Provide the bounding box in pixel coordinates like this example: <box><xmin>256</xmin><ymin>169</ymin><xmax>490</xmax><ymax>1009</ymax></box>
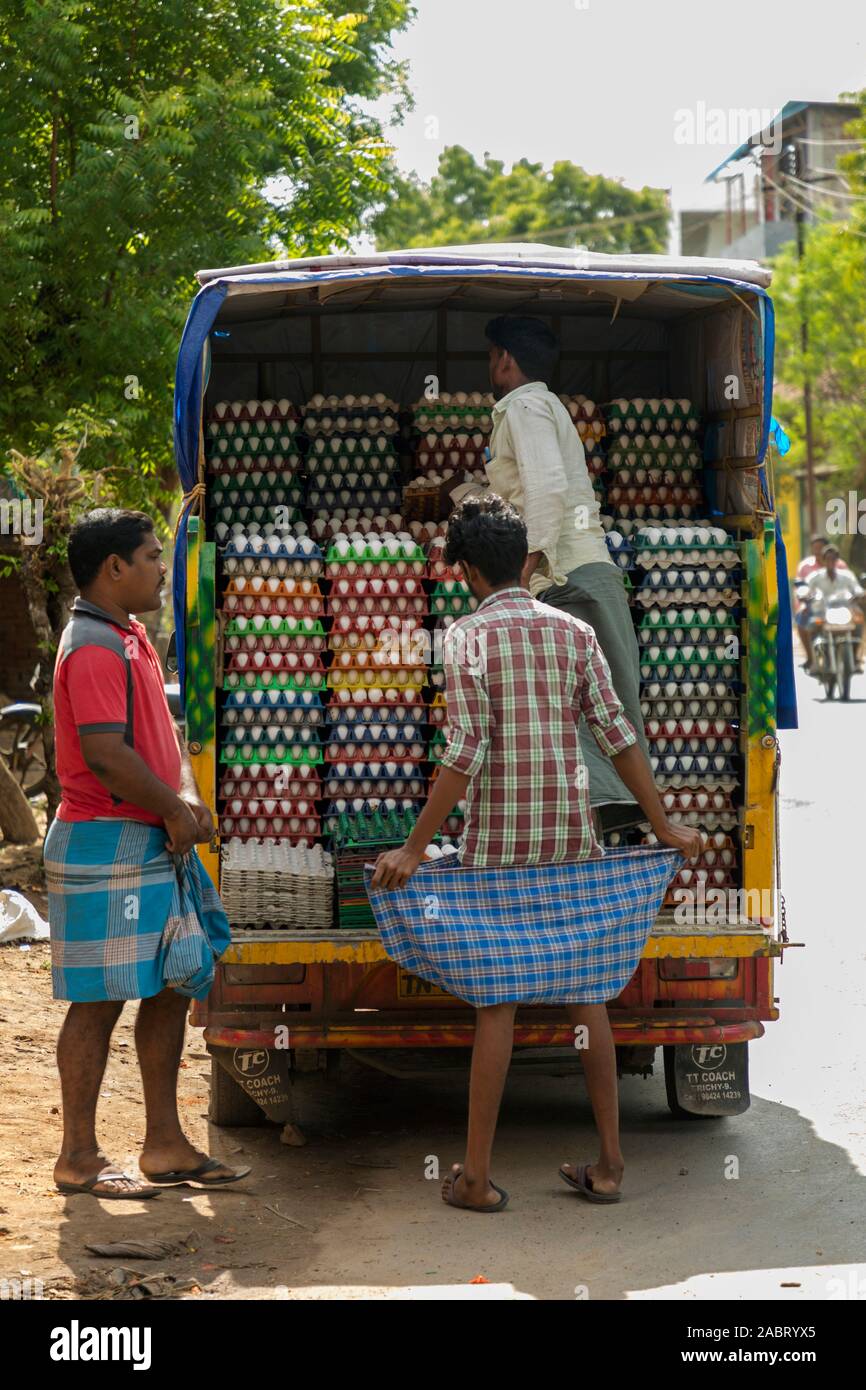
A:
<box><xmin>806</xmin><ymin>545</ymin><xmax>866</xmax><ymax>672</ymax></box>
<box><xmin>451</xmin><ymin>316</ymin><xmax>649</xmax><ymax>827</ymax></box>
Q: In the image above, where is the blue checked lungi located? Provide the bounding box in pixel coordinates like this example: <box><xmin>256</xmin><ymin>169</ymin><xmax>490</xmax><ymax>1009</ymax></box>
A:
<box><xmin>44</xmin><ymin>819</ymin><xmax>231</xmax><ymax>1003</ymax></box>
<box><xmin>364</xmin><ymin>847</ymin><xmax>683</xmax><ymax>1008</ymax></box>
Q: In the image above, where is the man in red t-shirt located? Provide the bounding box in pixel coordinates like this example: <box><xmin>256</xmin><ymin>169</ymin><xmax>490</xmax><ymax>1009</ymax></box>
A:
<box><xmin>46</xmin><ymin>509</ymin><xmax>247</xmax><ymax>1200</ymax></box>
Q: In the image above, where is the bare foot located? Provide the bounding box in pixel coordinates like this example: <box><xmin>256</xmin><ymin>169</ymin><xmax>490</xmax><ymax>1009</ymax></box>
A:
<box><xmin>561</xmin><ymin>1159</ymin><xmax>624</xmax><ymax>1197</ymax></box>
<box><xmin>441</xmin><ymin>1163</ymin><xmax>504</xmax><ymax>1210</ymax></box>
<box><xmin>54</xmin><ymin>1148</ymin><xmax>159</xmax><ymax>1197</ymax></box>
<box><xmin>139</xmin><ymin>1137</ymin><xmax>240</xmax><ymax>1184</ymax></box>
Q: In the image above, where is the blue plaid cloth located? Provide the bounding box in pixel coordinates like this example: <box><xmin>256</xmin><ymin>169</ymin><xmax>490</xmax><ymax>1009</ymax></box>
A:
<box><xmin>44</xmin><ymin>819</ymin><xmax>230</xmax><ymax>1002</ymax></box>
<box><xmin>364</xmin><ymin>846</ymin><xmax>683</xmax><ymax>1007</ymax></box>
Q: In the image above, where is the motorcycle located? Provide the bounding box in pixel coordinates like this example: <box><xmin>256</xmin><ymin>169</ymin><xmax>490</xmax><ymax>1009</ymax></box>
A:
<box><xmin>0</xmin><ymin>635</ymin><xmax>183</xmax><ymax>801</ymax></box>
<box><xmin>808</xmin><ymin>594</ymin><xmax>863</xmax><ymax>701</ymax></box>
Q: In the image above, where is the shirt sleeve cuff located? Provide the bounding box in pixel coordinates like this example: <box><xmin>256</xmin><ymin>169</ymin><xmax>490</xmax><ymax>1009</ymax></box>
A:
<box><xmin>590</xmin><ymin>715</ymin><xmax>637</xmax><ymax>759</ymax></box>
<box><xmin>439</xmin><ymin>729</ymin><xmax>488</xmax><ymax>778</ymax></box>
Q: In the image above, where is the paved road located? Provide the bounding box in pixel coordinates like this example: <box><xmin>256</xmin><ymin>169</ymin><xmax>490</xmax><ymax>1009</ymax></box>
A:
<box><xmin>203</xmin><ymin>662</ymin><xmax>866</xmax><ymax>1300</ymax></box>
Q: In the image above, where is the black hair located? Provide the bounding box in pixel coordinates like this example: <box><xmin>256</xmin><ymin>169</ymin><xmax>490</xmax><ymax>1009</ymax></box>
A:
<box><xmin>68</xmin><ymin>508</ymin><xmax>156</xmax><ymax>589</ymax></box>
<box><xmin>444</xmin><ymin>494</ymin><xmax>528</xmax><ymax>586</ymax></box>
<box><xmin>485</xmin><ymin>314</ymin><xmax>559</xmax><ymax>383</ymax></box>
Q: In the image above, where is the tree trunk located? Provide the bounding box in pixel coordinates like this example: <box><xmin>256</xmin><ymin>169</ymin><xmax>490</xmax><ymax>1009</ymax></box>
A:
<box><xmin>17</xmin><ymin>551</ymin><xmax>73</xmax><ymax>823</ymax></box>
<box><xmin>0</xmin><ymin>753</ymin><xmax>40</xmax><ymax>844</ymax></box>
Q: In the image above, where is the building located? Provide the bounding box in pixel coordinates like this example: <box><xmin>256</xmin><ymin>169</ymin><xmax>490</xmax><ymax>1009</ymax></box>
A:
<box><xmin>680</xmin><ymin>99</ymin><xmax>859</xmax><ymax>261</ymax></box>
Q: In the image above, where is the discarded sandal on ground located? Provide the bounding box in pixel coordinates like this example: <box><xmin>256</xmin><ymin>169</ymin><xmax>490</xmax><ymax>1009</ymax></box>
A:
<box><xmin>141</xmin><ymin>1157</ymin><xmax>251</xmax><ymax>1188</ymax></box>
<box><xmin>559</xmin><ymin>1163</ymin><xmax>622</xmax><ymax>1203</ymax></box>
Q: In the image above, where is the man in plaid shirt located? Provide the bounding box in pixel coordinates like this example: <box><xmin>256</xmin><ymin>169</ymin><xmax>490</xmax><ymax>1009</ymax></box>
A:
<box><xmin>372</xmin><ymin>496</ymin><xmax>699</xmax><ymax>1213</ymax></box>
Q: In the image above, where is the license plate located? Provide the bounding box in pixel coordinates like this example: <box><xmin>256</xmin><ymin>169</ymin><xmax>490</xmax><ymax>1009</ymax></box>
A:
<box><xmin>397</xmin><ymin>969</ymin><xmax>450</xmax><ymax>999</ymax></box>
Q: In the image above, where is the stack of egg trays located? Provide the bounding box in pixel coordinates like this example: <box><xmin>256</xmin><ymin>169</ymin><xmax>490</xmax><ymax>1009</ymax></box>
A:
<box><xmin>334</xmin><ymin>803</ymin><xmax>424</xmax><ymax>929</ymax></box>
<box><xmin>220</xmin><ymin>851</ymin><xmax>335</xmax><ymax>930</ymax></box>
<box><xmin>305</xmin><ymin>432</ymin><xmax>402</xmax><ymax>516</ymax></box>
<box><xmin>322</xmin><ymin>535</ymin><xmax>431</xmax><ymax>836</ymax></box>
<box><xmin>558</xmin><ymin>394</ymin><xmax>607</xmax><ymax>488</ymax></box>
<box><xmin>301</xmin><ymin>394</ymin><xmax>399</xmax><ymax>438</ymax></box>
<box><xmin>628</xmin><ymin>528</ymin><xmax>744</xmax><ymax>884</ymax></box>
<box><xmin>206</xmin><ymin>399</ymin><xmax>298</xmax><ymax>473</ymax></box>
<box><xmin>605</xmin><ymin>398</ymin><xmax>701</xmax><ymax>435</ymax></box>
<box><xmin>412</xmin><ymin>392</ymin><xmax>494</xmax><ymax>485</ymax></box>
<box><xmin>219</xmin><ymin>542</ymin><xmax>328</xmax><ymax>844</ymax></box>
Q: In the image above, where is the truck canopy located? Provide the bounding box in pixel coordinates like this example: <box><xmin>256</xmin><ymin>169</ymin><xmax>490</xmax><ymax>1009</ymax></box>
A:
<box><xmin>173</xmin><ymin>242</ymin><xmax>794</xmax><ymax>726</ymax></box>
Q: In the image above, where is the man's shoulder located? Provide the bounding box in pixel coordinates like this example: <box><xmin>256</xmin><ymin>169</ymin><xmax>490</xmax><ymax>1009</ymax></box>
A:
<box><xmin>530</xmin><ymin>598</ymin><xmax>595</xmax><ymax>641</ymax></box>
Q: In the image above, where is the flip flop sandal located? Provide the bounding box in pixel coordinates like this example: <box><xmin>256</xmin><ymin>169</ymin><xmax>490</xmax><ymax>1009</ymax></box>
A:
<box><xmin>559</xmin><ymin>1163</ymin><xmax>622</xmax><ymax>1204</ymax></box>
<box><xmin>443</xmin><ymin>1167</ymin><xmax>509</xmax><ymax>1213</ymax></box>
<box><xmin>56</xmin><ymin>1171</ymin><xmax>161</xmax><ymax>1200</ymax></box>
<box><xmin>142</xmin><ymin>1158</ymin><xmax>251</xmax><ymax>1188</ymax></box>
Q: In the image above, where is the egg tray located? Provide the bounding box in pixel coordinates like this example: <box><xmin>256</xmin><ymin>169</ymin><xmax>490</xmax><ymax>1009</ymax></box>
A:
<box><xmin>657</xmin><ymin>787</ymin><xmax>737</xmax><ymax>812</ymax></box>
<box><xmin>322</xmin><ymin>772</ymin><xmax>427</xmax><ymax>799</ymax></box>
<box><xmin>302</xmin><ymin>420</ymin><xmax>399</xmax><ymax>442</ymax></box>
<box><xmin>326</xmin><ymin>700</ymin><xmax>426</xmax><ymax>726</ymax></box>
<box><xmin>640</xmin><ymin>677</ymin><xmax>742</xmax><ymax>697</ymax></box>
<box><xmin>307</xmin><ymin>488</ymin><xmax>402</xmax><ymax>513</ymax></box>
<box><xmin>327</xmin><ymin>593</ymin><xmax>428</xmax><ymax>618</ymax></box>
<box><xmin>413</xmin><ymin>408</ymin><xmax>493</xmax><ymax>430</ymax></box>
<box><xmin>606</xmin><ymin>484</ymin><xmax>704</xmax><ymax>505</ymax></box>
<box><xmin>609</xmin><ymin>504</ymin><xmax>702</xmax><ymax>523</ymax></box>
<box><xmin>637</xmin><ymin>627</ymin><xmax>738</xmax><ymax>651</ymax></box>
<box><xmin>634</xmin><ymin>543</ymin><xmax>739</xmax><ymax>564</ymax></box>
<box><xmin>219</xmin><ymin>770</ymin><xmax>321</xmax><ymax>800</ymax></box>
<box><xmin>211</xmin><ymin>481</ymin><xmax>306</xmax><ymax>505</ymax></box>
<box><xmin>221</xmin><ymin>723</ymin><xmax>324</xmax><ymax>750</ymax></box>
<box><xmin>223</xmin><ymin>635</ymin><xmax>328</xmax><ymax>659</ymax></box>
<box><xmin>323</xmin><ymin>739</ymin><xmax>427</xmax><ymax>764</ymax></box>
<box><xmin>223</xmin><ymin>534</ymin><xmax>324</xmax><ymax>559</ymax></box>
<box><xmin>604</xmin><ymin>413</ymin><xmax>700</xmax><ymax>435</ymax></box>
<box><xmin>223</xmin><ymin>559</ymin><xmax>325</xmax><ymax>583</ymax></box>
<box><xmin>325</xmin><ymin>719</ymin><xmax>427</xmax><ymax>745</ymax></box>
<box><xmin>221</xmin><ymin>792</ymin><xmax>320</xmax><ymax>817</ymax></box>
<box><xmin>631</xmin><ymin>588</ymin><xmax>740</xmax><ymax>611</ymax></box>
<box><xmin>222</xmin><ymin>710</ymin><xmax>326</xmax><ymax>737</ymax></box>
<box><xmin>208</xmin><ymin>460</ymin><xmax>304</xmax><ymax>482</ymax></box>
<box><xmin>224</xmin><ymin>648</ymin><xmax>327</xmax><ymax>673</ymax></box>
<box><xmin>634</xmin><ymin>568</ymin><xmax>741</xmax><ymax>593</ymax></box>
<box><xmin>603</xmin><ymin>450</ymin><xmax>706</xmax><ymax>472</ymax></box>
<box><xmin>306</xmin><ymin>437</ymin><xmax>398</xmax><ymax>460</ymax></box>
<box><xmin>641</xmin><ymin>700</ymin><xmax>739</xmax><ymax>723</ymax></box>
<box><xmin>327</xmin><ymin>670</ymin><xmax>427</xmax><ymax>695</ymax></box>
<box><xmin>638</xmin><ymin>609</ymin><xmax>739</xmax><ymax>632</ymax></box>
<box><xmin>330</xmin><ymin>805</ymin><xmax>422</xmax><ymax>845</ymax></box>
<box><xmin>606</xmin><ymin>467</ymin><xmax>700</xmax><ymax>489</ymax></box>
<box><xmin>427</xmin><ymin>557</ymin><xmax>465</xmax><ymax>583</ymax></box>
<box><xmin>640</xmin><ymin>663</ymin><xmax>739</xmax><ymax>684</ymax></box>
<box><xmin>223</xmin><ymin>671</ymin><xmax>328</xmax><ymax>694</ymax></box>
<box><xmin>207</xmin><ymin>438</ymin><xmax>298</xmax><ymax>463</ymax></box>
<box><xmin>220</xmin><ymin>815</ymin><xmax>322</xmax><ymax>840</ymax></box>
<box><xmin>219</xmin><ymin>862</ymin><xmax>334</xmax><ymax>926</ymax></box>
<box><xmin>224</xmin><ymin>614</ymin><xmax>326</xmax><ymax>637</ymax></box>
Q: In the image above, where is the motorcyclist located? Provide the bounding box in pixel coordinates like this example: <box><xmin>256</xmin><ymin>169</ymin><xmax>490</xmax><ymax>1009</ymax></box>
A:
<box><xmin>805</xmin><ymin>545</ymin><xmax>866</xmax><ymax>674</ymax></box>
<box><xmin>794</xmin><ymin>535</ymin><xmax>849</xmax><ymax>671</ymax></box>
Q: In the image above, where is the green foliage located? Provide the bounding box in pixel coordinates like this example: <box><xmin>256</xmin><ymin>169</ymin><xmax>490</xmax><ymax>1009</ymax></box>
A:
<box><xmin>0</xmin><ymin>0</ymin><xmax>414</xmax><ymax>496</ymax></box>
<box><xmin>771</xmin><ymin>92</ymin><xmax>866</xmax><ymax>496</ymax></box>
<box><xmin>370</xmin><ymin>145</ymin><xmax>669</xmax><ymax>253</ymax></box>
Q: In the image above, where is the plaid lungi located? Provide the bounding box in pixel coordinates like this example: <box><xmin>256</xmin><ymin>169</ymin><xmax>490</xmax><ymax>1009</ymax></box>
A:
<box><xmin>364</xmin><ymin>846</ymin><xmax>682</xmax><ymax>1007</ymax></box>
<box><xmin>44</xmin><ymin>818</ymin><xmax>230</xmax><ymax>1002</ymax></box>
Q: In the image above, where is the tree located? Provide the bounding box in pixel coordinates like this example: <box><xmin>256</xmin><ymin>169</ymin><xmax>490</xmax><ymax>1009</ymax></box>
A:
<box><xmin>0</xmin><ymin>0</ymin><xmax>415</xmax><ymax>496</ymax></box>
<box><xmin>370</xmin><ymin>145</ymin><xmax>669</xmax><ymax>253</ymax></box>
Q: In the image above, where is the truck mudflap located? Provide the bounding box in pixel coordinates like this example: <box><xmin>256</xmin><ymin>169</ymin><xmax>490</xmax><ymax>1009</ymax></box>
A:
<box><xmin>203</xmin><ymin>1020</ymin><xmax>764</xmax><ymax>1050</ymax></box>
<box><xmin>664</xmin><ymin>1040</ymin><xmax>752</xmax><ymax>1116</ymax></box>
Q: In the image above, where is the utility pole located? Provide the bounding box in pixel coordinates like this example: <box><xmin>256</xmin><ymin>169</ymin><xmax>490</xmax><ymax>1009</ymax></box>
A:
<box><xmin>784</xmin><ymin>142</ymin><xmax>817</xmax><ymax>533</ymax></box>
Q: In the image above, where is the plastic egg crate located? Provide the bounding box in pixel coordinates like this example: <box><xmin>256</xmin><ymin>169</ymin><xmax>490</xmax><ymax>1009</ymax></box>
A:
<box><xmin>326</xmin><ymin>805</ymin><xmax>422</xmax><ymax>841</ymax></box>
<box><xmin>219</xmin><ymin>717</ymin><xmax>323</xmax><ymax>757</ymax></box>
<box><xmin>222</xmin><ymin>579</ymin><xmax>325</xmax><ymax>618</ymax></box>
<box><xmin>633</xmin><ymin>567</ymin><xmax>741</xmax><ymax>601</ymax></box>
<box><xmin>306</xmin><ymin>460</ymin><xmax>398</xmax><ymax>487</ymax></box>
<box><xmin>326</xmin><ymin>658</ymin><xmax>427</xmax><ymax>692</ymax></box>
<box><xmin>322</xmin><ymin>765</ymin><xmax>427</xmax><ymax>799</ymax></box>
<box><xmin>224</xmin><ymin>613</ymin><xmax>325</xmax><ymax>644</ymax></box>
<box><xmin>323</xmin><ymin>724</ymin><xmax>427</xmax><ymax>763</ymax></box>
<box><xmin>328</xmin><ymin>612</ymin><xmax>423</xmax><ymax>654</ymax></box>
<box><xmin>307</xmin><ymin>433</ymin><xmax>397</xmax><ymax>460</ymax></box>
<box><xmin>307</xmin><ymin>487</ymin><xmax>401</xmax><ymax>513</ymax></box>
<box><xmin>604</xmin><ymin>398</ymin><xmax>700</xmax><ymax>434</ymax></box>
<box><xmin>327</xmin><ymin>696</ymin><xmax>422</xmax><ymax>724</ymax></box>
<box><xmin>426</xmin><ymin>692</ymin><xmax>448</xmax><ymax>727</ymax></box>
<box><xmin>430</xmin><ymin>581</ymin><xmax>476</xmax><ymax>617</ymax></box>
<box><xmin>606</xmin><ymin>484</ymin><xmax>703</xmax><ymax>510</ymax></box>
<box><xmin>633</xmin><ymin>526</ymin><xmax>739</xmax><ymax>568</ymax></box>
<box><xmin>326</xmin><ymin>534</ymin><xmax>426</xmax><ymax>567</ymax></box>
<box><xmin>413</xmin><ymin>392</ymin><xmax>494</xmax><ymax>431</ymax></box>
<box><xmin>639</xmin><ymin>605</ymin><xmax>738</xmax><ymax>634</ymax></box>
<box><xmin>645</xmin><ymin>718</ymin><xmax>738</xmax><ymax>755</ymax></box>
<box><xmin>327</xmin><ymin>584</ymin><xmax>428</xmax><ymax>618</ymax></box>
<box><xmin>309</xmin><ymin>513</ymin><xmax>407</xmax><ymax>542</ymax></box>
<box><xmin>605</xmin><ymin>531</ymin><xmax>633</xmax><ymax>570</ymax></box>
<box><xmin>610</xmin><ymin>465</ymin><xmax>697</xmax><ymax>488</ymax></box>
<box><xmin>639</xmin><ymin>650</ymin><xmax>739</xmax><ymax>683</ymax></box>
<box><xmin>657</xmin><ymin>784</ymin><xmax>736</xmax><ymax>811</ymax></box>
<box><xmin>223</xmin><ymin>665</ymin><xmax>327</xmax><ymax>693</ymax></box>
<box><xmin>219</xmin><ymin>765</ymin><xmax>320</xmax><ymax>800</ymax></box>
<box><xmin>302</xmin><ymin>393</ymin><xmax>399</xmax><ymax>436</ymax></box>
<box><xmin>211</xmin><ymin>479</ymin><xmax>305</xmax><ymax>506</ymax></box>
<box><xmin>606</xmin><ymin>436</ymin><xmax>702</xmax><ymax>470</ymax></box>
<box><xmin>211</xmin><ymin>398</ymin><xmax>296</xmax><ymax>424</ymax></box>
<box><xmin>223</xmin><ymin>555</ymin><xmax>324</xmax><ymax>583</ymax></box>
<box><xmin>637</xmin><ymin>622</ymin><xmax>738</xmax><ymax>651</ymax></box>
<box><xmin>426</xmin><ymin>548</ymin><xmax>464</xmax><ymax>583</ymax></box>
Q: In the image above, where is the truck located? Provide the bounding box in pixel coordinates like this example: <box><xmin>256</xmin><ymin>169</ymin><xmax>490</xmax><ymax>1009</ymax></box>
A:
<box><xmin>171</xmin><ymin>243</ymin><xmax>798</xmax><ymax>1129</ymax></box>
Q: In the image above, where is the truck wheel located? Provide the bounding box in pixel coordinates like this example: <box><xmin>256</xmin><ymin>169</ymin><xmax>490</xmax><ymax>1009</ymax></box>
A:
<box><xmin>663</xmin><ymin>1043</ymin><xmax>750</xmax><ymax>1119</ymax></box>
<box><xmin>208</xmin><ymin>1055</ymin><xmax>267</xmax><ymax>1127</ymax></box>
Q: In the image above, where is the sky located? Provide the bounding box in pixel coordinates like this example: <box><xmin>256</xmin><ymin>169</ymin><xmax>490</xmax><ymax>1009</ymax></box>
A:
<box><xmin>374</xmin><ymin>0</ymin><xmax>866</xmax><ymax>240</ymax></box>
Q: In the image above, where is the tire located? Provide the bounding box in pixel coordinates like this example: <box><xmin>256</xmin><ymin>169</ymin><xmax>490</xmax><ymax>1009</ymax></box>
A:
<box><xmin>208</xmin><ymin>1055</ymin><xmax>267</xmax><ymax>1127</ymax></box>
<box><xmin>663</xmin><ymin>1045</ymin><xmax>726</xmax><ymax>1120</ymax></box>
<box><xmin>838</xmin><ymin>643</ymin><xmax>853</xmax><ymax>702</ymax></box>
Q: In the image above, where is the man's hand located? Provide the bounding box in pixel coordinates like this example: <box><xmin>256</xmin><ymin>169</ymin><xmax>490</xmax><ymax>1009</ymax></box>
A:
<box><xmin>370</xmin><ymin>844</ymin><xmax>425</xmax><ymax>890</ymax></box>
<box><xmin>164</xmin><ymin>801</ymin><xmax>202</xmax><ymax>857</ymax></box>
<box><xmin>181</xmin><ymin>793</ymin><xmax>214</xmax><ymax>843</ymax></box>
<box><xmin>655</xmin><ymin>820</ymin><xmax>703</xmax><ymax>860</ymax></box>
